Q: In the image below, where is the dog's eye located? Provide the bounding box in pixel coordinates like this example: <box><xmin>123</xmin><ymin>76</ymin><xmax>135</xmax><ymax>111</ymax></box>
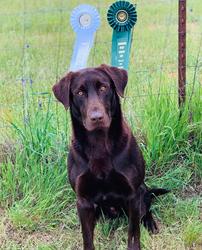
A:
<box><xmin>77</xmin><ymin>91</ymin><xmax>84</xmax><ymax>96</ymax></box>
<box><xmin>99</xmin><ymin>86</ymin><xmax>107</xmax><ymax>92</ymax></box>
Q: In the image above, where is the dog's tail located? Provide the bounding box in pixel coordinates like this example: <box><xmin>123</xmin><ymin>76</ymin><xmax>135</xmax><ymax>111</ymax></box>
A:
<box><xmin>149</xmin><ymin>188</ymin><xmax>170</xmax><ymax>199</ymax></box>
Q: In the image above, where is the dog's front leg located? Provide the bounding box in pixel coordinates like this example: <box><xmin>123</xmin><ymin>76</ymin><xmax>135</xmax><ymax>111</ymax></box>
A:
<box><xmin>77</xmin><ymin>198</ymin><xmax>96</xmax><ymax>250</ymax></box>
<box><xmin>127</xmin><ymin>197</ymin><xmax>141</xmax><ymax>250</ymax></box>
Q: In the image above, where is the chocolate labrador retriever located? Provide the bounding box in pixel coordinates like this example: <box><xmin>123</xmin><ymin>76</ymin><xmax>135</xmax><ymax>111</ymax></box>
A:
<box><xmin>53</xmin><ymin>64</ymin><xmax>168</xmax><ymax>250</ymax></box>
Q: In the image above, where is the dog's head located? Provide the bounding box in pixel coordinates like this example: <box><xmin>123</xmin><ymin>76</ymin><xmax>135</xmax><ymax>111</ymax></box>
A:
<box><xmin>52</xmin><ymin>64</ymin><xmax>128</xmax><ymax>131</ymax></box>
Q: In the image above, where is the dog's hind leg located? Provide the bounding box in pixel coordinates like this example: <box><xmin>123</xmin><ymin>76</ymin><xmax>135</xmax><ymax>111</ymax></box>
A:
<box><xmin>142</xmin><ymin>211</ymin><xmax>158</xmax><ymax>234</ymax></box>
<box><xmin>141</xmin><ymin>188</ymin><xmax>158</xmax><ymax>233</ymax></box>
<box><xmin>141</xmin><ymin>187</ymin><xmax>170</xmax><ymax>233</ymax></box>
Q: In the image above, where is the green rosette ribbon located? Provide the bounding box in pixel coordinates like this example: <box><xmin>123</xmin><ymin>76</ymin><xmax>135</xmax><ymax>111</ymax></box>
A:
<box><xmin>107</xmin><ymin>1</ymin><xmax>137</xmax><ymax>70</ymax></box>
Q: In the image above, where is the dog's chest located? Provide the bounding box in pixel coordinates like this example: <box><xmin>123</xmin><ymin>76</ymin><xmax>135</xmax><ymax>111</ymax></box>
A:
<box><xmin>89</xmin><ymin>157</ymin><xmax>112</xmax><ymax>180</ymax></box>
<box><xmin>76</xmin><ymin>168</ymin><xmax>133</xmax><ymax>200</ymax></box>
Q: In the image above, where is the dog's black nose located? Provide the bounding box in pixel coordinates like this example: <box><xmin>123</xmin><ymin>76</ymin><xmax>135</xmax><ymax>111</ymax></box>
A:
<box><xmin>90</xmin><ymin>111</ymin><xmax>104</xmax><ymax>122</ymax></box>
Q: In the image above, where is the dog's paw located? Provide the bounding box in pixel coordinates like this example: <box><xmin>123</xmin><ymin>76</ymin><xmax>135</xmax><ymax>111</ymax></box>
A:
<box><xmin>142</xmin><ymin>212</ymin><xmax>159</xmax><ymax>234</ymax></box>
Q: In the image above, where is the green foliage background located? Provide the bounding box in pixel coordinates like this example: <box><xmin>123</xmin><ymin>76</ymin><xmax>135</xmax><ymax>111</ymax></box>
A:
<box><xmin>0</xmin><ymin>0</ymin><xmax>201</xmax><ymax>249</ymax></box>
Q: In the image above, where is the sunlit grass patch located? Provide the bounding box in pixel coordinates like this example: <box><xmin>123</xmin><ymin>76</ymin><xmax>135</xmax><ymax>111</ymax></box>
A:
<box><xmin>182</xmin><ymin>219</ymin><xmax>202</xmax><ymax>248</ymax></box>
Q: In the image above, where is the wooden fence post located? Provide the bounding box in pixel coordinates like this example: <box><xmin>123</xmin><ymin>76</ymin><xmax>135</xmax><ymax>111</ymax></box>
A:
<box><xmin>178</xmin><ymin>0</ymin><xmax>186</xmax><ymax>106</ymax></box>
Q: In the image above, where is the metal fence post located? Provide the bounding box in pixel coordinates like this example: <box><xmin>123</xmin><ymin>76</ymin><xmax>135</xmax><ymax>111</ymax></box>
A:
<box><xmin>178</xmin><ymin>0</ymin><xmax>186</xmax><ymax>107</ymax></box>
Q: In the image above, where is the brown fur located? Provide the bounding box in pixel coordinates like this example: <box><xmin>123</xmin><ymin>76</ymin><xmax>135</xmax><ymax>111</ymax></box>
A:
<box><xmin>53</xmin><ymin>64</ymin><xmax>169</xmax><ymax>250</ymax></box>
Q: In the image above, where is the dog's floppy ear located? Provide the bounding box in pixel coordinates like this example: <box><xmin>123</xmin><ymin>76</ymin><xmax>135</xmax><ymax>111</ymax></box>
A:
<box><xmin>98</xmin><ymin>64</ymin><xmax>128</xmax><ymax>97</ymax></box>
<box><xmin>52</xmin><ymin>72</ymin><xmax>74</xmax><ymax>109</ymax></box>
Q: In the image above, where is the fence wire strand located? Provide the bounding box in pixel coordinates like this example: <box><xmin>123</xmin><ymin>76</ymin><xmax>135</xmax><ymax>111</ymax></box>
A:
<box><xmin>0</xmin><ymin>0</ymin><xmax>202</xmax><ymax>131</ymax></box>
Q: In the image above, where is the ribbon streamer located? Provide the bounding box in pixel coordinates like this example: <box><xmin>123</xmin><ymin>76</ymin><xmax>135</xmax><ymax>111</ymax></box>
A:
<box><xmin>70</xmin><ymin>4</ymin><xmax>100</xmax><ymax>71</ymax></box>
<box><xmin>107</xmin><ymin>1</ymin><xmax>137</xmax><ymax>70</ymax></box>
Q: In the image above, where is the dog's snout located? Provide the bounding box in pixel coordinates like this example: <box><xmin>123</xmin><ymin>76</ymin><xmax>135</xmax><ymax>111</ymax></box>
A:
<box><xmin>90</xmin><ymin>110</ymin><xmax>104</xmax><ymax>122</ymax></box>
<box><xmin>85</xmin><ymin>99</ymin><xmax>111</xmax><ymax>130</ymax></box>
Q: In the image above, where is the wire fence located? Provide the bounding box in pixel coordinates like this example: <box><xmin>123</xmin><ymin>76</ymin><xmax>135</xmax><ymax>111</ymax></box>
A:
<box><xmin>0</xmin><ymin>0</ymin><xmax>201</xmax><ymax>137</ymax></box>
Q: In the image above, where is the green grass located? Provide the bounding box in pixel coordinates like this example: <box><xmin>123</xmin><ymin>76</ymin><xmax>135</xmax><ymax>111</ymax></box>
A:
<box><xmin>0</xmin><ymin>0</ymin><xmax>202</xmax><ymax>249</ymax></box>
